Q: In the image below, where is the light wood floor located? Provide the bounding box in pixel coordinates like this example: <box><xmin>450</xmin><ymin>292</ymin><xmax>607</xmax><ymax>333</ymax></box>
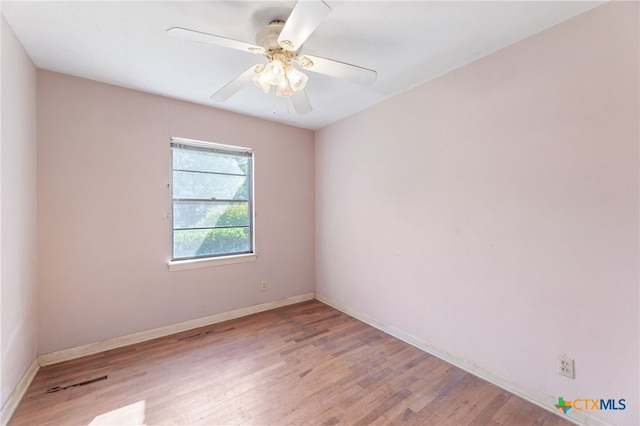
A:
<box><xmin>10</xmin><ymin>300</ymin><xmax>572</xmax><ymax>425</ymax></box>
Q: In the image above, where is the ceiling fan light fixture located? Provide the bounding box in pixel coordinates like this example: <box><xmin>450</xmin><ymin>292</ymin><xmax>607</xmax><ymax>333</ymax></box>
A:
<box><xmin>253</xmin><ymin>78</ymin><xmax>271</xmax><ymax>94</ymax></box>
<box><xmin>251</xmin><ymin>53</ymin><xmax>309</xmax><ymax>97</ymax></box>
<box><xmin>276</xmin><ymin>78</ymin><xmax>294</xmax><ymax>97</ymax></box>
<box><xmin>252</xmin><ymin>65</ymin><xmax>272</xmax><ymax>93</ymax></box>
<box><xmin>265</xmin><ymin>59</ymin><xmax>286</xmax><ymax>85</ymax></box>
<box><xmin>285</xmin><ymin>65</ymin><xmax>308</xmax><ymax>91</ymax></box>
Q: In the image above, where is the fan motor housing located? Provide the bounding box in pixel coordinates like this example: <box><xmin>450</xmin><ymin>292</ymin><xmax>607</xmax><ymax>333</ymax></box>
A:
<box><xmin>256</xmin><ymin>20</ymin><xmax>301</xmax><ymax>54</ymax></box>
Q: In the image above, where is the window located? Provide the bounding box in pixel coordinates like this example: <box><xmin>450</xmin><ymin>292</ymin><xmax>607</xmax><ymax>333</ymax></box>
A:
<box><xmin>170</xmin><ymin>138</ymin><xmax>253</xmax><ymax>261</ymax></box>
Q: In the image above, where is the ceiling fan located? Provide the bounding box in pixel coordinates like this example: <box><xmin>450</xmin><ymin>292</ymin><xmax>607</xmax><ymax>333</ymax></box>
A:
<box><xmin>167</xmin><ymin>0</ymin><xmax>377</xmax><ymax>114</ymax></box>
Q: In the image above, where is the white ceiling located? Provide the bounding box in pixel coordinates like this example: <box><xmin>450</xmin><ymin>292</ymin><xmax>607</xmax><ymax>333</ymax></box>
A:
<box><xmin>1</xmin><ymin>1</ymin><xmax>604</xmax><ymax>130</ymax></box>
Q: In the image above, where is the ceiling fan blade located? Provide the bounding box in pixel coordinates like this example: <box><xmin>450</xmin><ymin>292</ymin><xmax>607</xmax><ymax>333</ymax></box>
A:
<box><xmin>290</xmin><ymin>90</ymin><xmax>312</xmax><ymax>114</ymax></box>
<box><xmin>277</xmin><ymin>0</ymin><xmax>331</xmax><ymax>52</ymax></box>
<box><xmin>210</xmin><ymin>66</ymin><xmax>257</xmax><ymax>102</ymax></box>
<box><xmin>167</xmin><ymin>27</ymin><xmax>265</xmax><ymax>55</ymax></box>
<box><xmin>298</xmin><ymin>55</ymin><xmax>377</xmax><ymax>85</ymax></box>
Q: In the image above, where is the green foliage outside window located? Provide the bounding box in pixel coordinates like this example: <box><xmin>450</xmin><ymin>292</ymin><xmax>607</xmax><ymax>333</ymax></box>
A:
<box><xmin>173</xmin><ymin>203</ymin><xmax>250</xmax><ymax>258</ymax></box>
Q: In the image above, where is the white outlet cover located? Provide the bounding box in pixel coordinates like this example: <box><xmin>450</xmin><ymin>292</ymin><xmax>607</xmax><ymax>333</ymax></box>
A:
<box><xmin>557</xmin><ymin>355</ymin><xmax>575</xmax><ymax>379</ymax></box>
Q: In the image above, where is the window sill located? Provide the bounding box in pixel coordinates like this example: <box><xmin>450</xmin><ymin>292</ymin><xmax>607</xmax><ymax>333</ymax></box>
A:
<box><xmin>168</xmin><ymin>253</ymin><xmax>257</xmax><ymax>271</ymax></box>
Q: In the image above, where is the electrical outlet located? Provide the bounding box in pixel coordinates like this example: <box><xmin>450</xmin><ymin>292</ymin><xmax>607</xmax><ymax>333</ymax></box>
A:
<box><xmin>260</xmin><ymin>281</ymin><xmax>268</xmax><ymax>291</ymax></box>
<box><xmin>557</xmin><ymin>355</ymin><xmax>575</xmax><ymax>379</ymax></box>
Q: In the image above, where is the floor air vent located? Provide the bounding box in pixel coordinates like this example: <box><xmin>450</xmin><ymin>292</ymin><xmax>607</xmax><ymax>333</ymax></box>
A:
<box><xmin>45</xmin><ymin>375</ymin><xmax>108</xmax><ymax>394</ymax></box>
<box><xmin>178</xmin><ymin>330</ymin><xmax>215</xmax><ymax>341</ymax></box>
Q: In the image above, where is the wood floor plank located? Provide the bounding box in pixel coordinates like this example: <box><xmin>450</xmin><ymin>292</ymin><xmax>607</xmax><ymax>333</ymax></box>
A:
<box><xmin>8</xmin><ymin>300</ymin><xmax>574</xmax><ymax>426</ymax></box>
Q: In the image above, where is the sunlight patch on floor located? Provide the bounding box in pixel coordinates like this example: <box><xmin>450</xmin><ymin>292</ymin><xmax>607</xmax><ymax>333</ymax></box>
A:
<box><xmin>89</xmin><ymin>400</ymin><xmax>146</xmax><ymax>425</ymax></box>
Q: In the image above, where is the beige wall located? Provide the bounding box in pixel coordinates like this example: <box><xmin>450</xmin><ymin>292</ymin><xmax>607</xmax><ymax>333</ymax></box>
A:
<box><xmin>36</xmin><ymin>71</ymin><xmax>315</xmax><ymax>354</ymax></box>
<box><xmin>0</xmin><ymin>16</ymin><xmax>39</xmax><ymax>412</ymax></box>
<box><xmin>315</xmin><ymin>3</ymin><xmax>638</xmax><ymax>424</ymax></box>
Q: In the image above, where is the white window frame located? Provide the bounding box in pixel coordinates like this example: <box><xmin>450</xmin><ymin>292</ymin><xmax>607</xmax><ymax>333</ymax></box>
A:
<box><xmin>168</xmin><ymin>137</ymin><xmax>256</xmax><ymax>271</ymax></box>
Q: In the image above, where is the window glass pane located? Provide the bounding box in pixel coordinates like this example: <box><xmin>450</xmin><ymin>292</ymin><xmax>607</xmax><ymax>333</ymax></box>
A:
<box><xmin>171</xmin><ymin>139</ymin><xmax>253</xmax><ymax>261</ymax></box>
<box><xmin>173</xmin><ymin>228</ymin><xmax>250</xmax><ymax>258</ymax></box>
<box><xmin>173</xmin><ymin>171</ymin><xmax>248</xmax><ymax>200</ymax></box>
<box><xmin>173</xmin><ymin>201</ymin><xmax>249</xmax><ymax>229</ymax></box>
<box><xmin>173</xmin><ymin>149</ymin><xmax>248</xmax><ymax>176</ymax></box>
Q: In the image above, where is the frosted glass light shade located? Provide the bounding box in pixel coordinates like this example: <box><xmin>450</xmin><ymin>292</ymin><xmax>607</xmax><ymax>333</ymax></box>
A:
<box><xmin>252</xmin><ymin>72</ymin><xmax>271</xmax><ymax>93</ymax></box>
<box><xmin>276</xmin><ymin>78</ymin><xmax>293</xmax><ymax>97</ymax></box>
<box><xmin>285</xmin><ymin>65</ymin><xmax>308</xmax><ymax>92</ymax></box>
<box><xmin>265</xmin><ymin>59</ymin><xmax>285</xmax><ymax>85</ymax></box>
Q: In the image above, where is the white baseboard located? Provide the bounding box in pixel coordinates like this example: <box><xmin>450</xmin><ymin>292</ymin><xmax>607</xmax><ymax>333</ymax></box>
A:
<box><xmin>315</xmin><ymin>293</ymin><xmax>610</xmax><ymax>426</ymax></box>
<box><xmin>0</xmin><ymin>357</ymin><xmax>40</xmax><ymax>426</ymax></box>
<box><xmin>39</xmin><ymin>292</ymin><xmax>315</xmax><ymax>366</ymax></box>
